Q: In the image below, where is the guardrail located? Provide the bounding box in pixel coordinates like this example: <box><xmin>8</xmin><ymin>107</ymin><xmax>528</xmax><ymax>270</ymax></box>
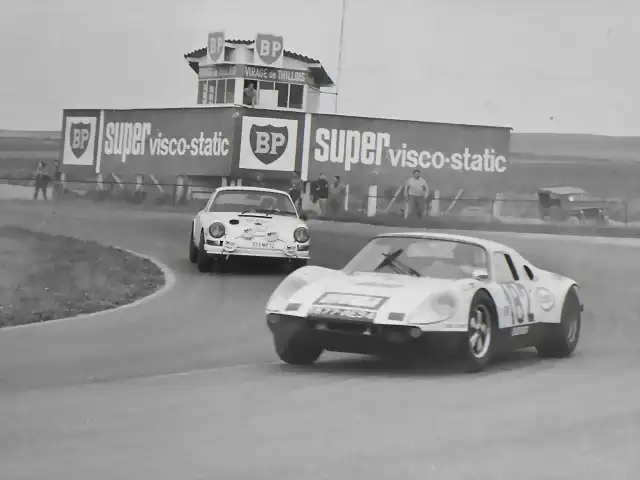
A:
<box><xmin>2</xmin><ymin>176</ymin><xmax>639</xmax><ymax>233</ymax></box>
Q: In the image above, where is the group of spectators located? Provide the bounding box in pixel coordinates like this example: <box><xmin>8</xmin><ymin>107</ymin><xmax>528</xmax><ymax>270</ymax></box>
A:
<box><xmin>250</xmin><ymin>168</ymin><xmax>432</xmax><ymax>221</ymax></box>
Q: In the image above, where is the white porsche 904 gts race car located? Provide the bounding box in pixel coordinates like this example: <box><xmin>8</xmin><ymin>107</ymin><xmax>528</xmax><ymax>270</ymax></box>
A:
<box><xmin>189</xmin><ymin>186</ymin><xmax>310</xmax><ymax>272</ymax></box>
<box><xmin>266</xmin><ymin>232</ymin><xmax>583</xmax><ymax>372</ymax></box>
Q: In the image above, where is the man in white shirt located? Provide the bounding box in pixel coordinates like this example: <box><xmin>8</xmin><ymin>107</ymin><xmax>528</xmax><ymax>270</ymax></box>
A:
<box><xmin>404</xmin><ymin>169</ymin><xmax>429</xmax><ymax>220</ymax></box>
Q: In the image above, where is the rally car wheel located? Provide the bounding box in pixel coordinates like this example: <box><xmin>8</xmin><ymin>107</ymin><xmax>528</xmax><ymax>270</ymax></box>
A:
<box><xmin>276</xmin><ymin>339</ymin><xmax>323</xmax><ymax>366</ymax></box>
<box><xmin>196</xmin><ymin>231</ymin><xmax>213</xmax><ymax>273</ymax></box>
<box><xmin>535</xmin><ymin>287</ymin><xmax>581</xmax><ymax>358</ymax></box>
<box><xmin>465</xmin><ymin>291</ymin><xmax>497</xmax><ymax>373</ymax></box>
<box><xmin>188</xmin><ymin>226</ymin><xmax>198</xmax><ymax>264</ymax></box>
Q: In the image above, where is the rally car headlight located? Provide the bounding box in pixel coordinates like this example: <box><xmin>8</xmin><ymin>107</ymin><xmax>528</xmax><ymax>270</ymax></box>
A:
<box><xmin>266</xmin><ymin>275</ymin><xmax>309</xmax><ymax>312</ymax></box>
<box><xmin>208</xmin><ymin>222</ymin><xmax>225</xmax><ymax>238</ymax></box>
<box><xmin>405</xmin><ymin>292</ymin><xmax>458</xmax><ymax>324</ymax></box>
<box><xmin>293</xmin><ymin>227</ymin><xmax>310</xmax><ymax>243</ymax></box>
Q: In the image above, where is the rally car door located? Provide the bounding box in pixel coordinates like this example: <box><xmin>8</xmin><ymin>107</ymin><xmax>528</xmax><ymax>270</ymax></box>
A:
<box><xmin>491</xmin><ymin>252</ymin><xmax>535</xmax><ymax>330</ymax></box>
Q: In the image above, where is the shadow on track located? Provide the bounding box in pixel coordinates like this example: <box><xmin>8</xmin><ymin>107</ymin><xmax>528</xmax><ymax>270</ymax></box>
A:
<box><xmin>265</xmin><ymin>348</ymin><xmax>557</xmax><ymax>379</ymax></box>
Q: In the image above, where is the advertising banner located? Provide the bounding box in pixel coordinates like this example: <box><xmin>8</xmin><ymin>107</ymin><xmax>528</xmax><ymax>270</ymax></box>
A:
<box><xmin>231</xmin><ymin>108</ymin><xmax>306</xmax><ymax>178</ymax></box>
<box><xmin>99</xmin><ymin>108</ymin><xmax>235</xmax><ymax>176</ymax></box>
<box><xmin>60</xmin><ymin>109</ymin><xmax>102</xmax><ymax>176</ymax></box>
<box><xmin>305</xmin><ymin>114</ymin><xmax>511</xmax><ymax>195</ymax></box>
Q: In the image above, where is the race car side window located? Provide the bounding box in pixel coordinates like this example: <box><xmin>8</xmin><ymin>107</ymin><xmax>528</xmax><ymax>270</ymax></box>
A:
<box><xmin>510</xmin><ymin>253</ymin><xmax>536</xmax><ymax>282</ymax></box>
<box><xmin>503</xmin><ymin>254</ymin><xmax>520</xmax><ymax>281</ymax></box>
<box><xmin>522</xmin><ymin>265</ymin><xmax>536</xmax><ymax>281</ymax></box>
<box><xmin>492</xmin><ymin>253</ymin><xmax>518</xmax><ymax>283</ymax></box>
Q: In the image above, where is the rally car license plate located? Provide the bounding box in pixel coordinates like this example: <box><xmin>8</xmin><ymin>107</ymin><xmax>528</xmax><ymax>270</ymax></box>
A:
<box><xmin>253</xmin><ymin>241</ymin><xmax>275</xmax><ymax>248</ymax></box>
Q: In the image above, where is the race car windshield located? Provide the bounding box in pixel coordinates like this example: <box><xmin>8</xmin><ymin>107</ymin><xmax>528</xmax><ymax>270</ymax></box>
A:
<box><xmin>209</xmin><ymin>190</ymin><xmax>297</xmax><ymax>216</ymax></box>
<box><xmin>343</xmin><ymin>237</ymin><xmax>489</xmax><ymax>280</ymax></box>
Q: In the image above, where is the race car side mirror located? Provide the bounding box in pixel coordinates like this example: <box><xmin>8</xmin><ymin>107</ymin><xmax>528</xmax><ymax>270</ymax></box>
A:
<box><xmin>472</xmin><ymin>269</ymin><xmax>489</xmax><ymax>281</ymax></box>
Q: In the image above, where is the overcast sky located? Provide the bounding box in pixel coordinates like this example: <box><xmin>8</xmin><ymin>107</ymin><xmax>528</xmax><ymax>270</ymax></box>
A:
<box><xmin>1</xmin><ymin>0</ymin><xmax>638</xmax><ymax>135</ymax></box>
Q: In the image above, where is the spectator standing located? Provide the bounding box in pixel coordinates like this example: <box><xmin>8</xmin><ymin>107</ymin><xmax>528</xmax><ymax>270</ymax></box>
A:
<box><xmin>327</xmin><ymin>175</ymin><xmax>346</xmax><ymax>217</ymax></box>
<box><xmin>33</xmin><ymin>161</ymin><xmax>49</xmax><ymax>200</ymax></box>
<box><xmin>312</xmin><ymin>173</ymin><xmax>329</xmax><ymax>215</ymax></box>
<box><xmin>253</xmin><ymin>173</ymin><xmax>266</xmax><ymax>187</ymax></box>
<box><xmin>404</xmin><ymin>169</ymin><xmax>429</xmax><ymax>220</ymax></box>
<box><xmin>288</xmin><ymin>174</ymin><xmax>303</xmax><ymax>211</ymax></box>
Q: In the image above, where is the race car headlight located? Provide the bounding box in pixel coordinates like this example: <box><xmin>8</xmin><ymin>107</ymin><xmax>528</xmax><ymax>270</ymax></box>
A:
<box><xmin>266</xmin><ymin>275</ymin><xmax>309</xmax><ymax>312</ymax></box>
<box><xmin>405</xmin><ymin>292</ymin><xmax>458</xmax><ymax>324</ymax></box>
<box><xmin>208</xmin><ymin>222</ymin><xmax>225</xmax><ymax>238</ymax></box>
<box><xmin>536</xmin><ymin>287</ymin><xmax>555</xmax><ymax>311</ymax></box>
<box><xmin>293</xmin><ymin>227</ymin><xmax>310</xmax><ymax>243</ymax></box>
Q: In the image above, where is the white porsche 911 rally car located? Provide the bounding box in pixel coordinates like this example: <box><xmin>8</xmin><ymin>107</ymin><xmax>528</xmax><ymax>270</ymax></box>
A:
<box><xmin>189</xmin><ymin>186</ymin><xmax>310</xmax><ymax>272</ymax></box>
<box><xmin>265</xmin><ymin>232</ymin><xmax>583</xmax><ymax>372</ymax></box>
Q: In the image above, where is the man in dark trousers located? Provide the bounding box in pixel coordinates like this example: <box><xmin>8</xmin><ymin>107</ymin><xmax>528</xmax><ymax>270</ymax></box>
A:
<box><xmin>327</xmin><ymin>175</ymin><xmax>346</xmax><ymax>216</ymax></box>
<box><xmin>312</xmin><ymin>173</ymin><xmax>329</xmax><ymax>215</ymax></box>
<box><xmin>33</xmin><ymin>161</ymin><xmax>49</xmax><ymax>200</ymax></box>
<box><xmin>288</xmin><ymin>173</ymin><xmax>303</xmax><ymax>211</ymax></box>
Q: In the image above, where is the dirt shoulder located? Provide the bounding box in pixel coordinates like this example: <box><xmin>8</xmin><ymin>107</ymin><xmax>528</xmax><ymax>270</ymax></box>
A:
<box><xmin>0</xmin><ymin>225</ymin><xmax>165</xmax><ymax>328</ymax></box>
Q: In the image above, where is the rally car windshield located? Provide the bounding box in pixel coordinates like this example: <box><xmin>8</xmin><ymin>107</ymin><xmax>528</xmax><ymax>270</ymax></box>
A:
<box><xmin>209</xmin><ymin>190</ymin><xmax>297</xmax><ymax>216</ymax></box>
<box><xmin>343</xmin><ymin>236</ymin><xmax>489</xmax><ymax>280</ymax></box>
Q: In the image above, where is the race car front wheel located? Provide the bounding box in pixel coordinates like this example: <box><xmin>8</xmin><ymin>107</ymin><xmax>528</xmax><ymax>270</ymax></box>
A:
<box><xmin>465</xmin><ymin>291</ymin><xmax>497</xmax><ymax>373</ymax></box>
<box><xmin>196</xmin><ymin>231</ymin><xmax>213</xmax><ymax>273</ymax></box>
<box><xmin>189</xmin><ymin>225</ymin><xmax>198</xmax><ymax>264</ymax></box>
<box><xmin>276</xmin><ymin>338</ymin><xmax>323</xmax><ymax>366</ymax></box>
<box><xmin>535</xmin><ymin>287</ymin><xmax>581</xmax><ymax>358</ymax></box>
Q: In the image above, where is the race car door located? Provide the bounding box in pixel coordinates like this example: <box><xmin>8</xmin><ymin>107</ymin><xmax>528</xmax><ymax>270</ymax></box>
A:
<box><xmin>492</xmin><ymin>252</ymin><xmax>534</xmax><ymax>329</ymax></box>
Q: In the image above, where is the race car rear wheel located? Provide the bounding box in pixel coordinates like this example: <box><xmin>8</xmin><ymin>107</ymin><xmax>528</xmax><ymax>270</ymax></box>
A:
<box><xmin>188</xmin><ymin>226</ymin><xmax>198</xmax><ymax>264</ymax></box>
<box><xmin>276</xmin><ymin>339</ymin><xmax>323</xmax><ymax>366</ymax></box>
<box><xmin>196</xmin><ymin>230</ymin><xmax>213</xmax><ymax>273</ymax></box>
<box><xmin>535</xmin><ymin>287</ymin><xmax>581</xmax><ymax>358</ymax></box>
<box><xmin>465</xmin><ymin>291</ymin><xmax>497</xmax><ymax>373</ymax></box>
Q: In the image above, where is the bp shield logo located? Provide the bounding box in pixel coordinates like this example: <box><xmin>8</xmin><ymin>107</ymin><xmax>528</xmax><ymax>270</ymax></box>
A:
<box><xmin>249</xmin><ymin>124</ymin><xmax>289</xmax><ymax>165</ymax></box>
<box><xmin>207</xmin><ymin>31</ymin><xmax>225</xmax><ymax>62</ymax></box>
<box><xmin>255</xmin><ymin>33</ymin><xmax>284</xmax><ymax>66</ymax></box>
<box><xmin>69</xmin><ymin>122</ymin><xmax>92</xmax><ymax>159</ymax></box>
<box><xmin>238</xmin><ymin>116</ymin><xmax>298</xmax><ymax>172</ymax></box>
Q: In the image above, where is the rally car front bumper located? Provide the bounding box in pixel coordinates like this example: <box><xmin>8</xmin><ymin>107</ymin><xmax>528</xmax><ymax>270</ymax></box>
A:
<box><xmin>205</xmin><ymin>238</ymin><xmax>310</xmax><ymax>260</ymax></box>
<box><xmin>266</xmin><ymin>313</ymin><xmax>462</xmax><ymax>356</ymax></box>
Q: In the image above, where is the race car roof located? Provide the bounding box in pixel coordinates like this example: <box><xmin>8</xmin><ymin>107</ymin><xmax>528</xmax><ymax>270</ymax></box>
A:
<box><xmin>376</xmin><ymin>231</ymin><xmax>514</xmax><ymax>254</ymax></box>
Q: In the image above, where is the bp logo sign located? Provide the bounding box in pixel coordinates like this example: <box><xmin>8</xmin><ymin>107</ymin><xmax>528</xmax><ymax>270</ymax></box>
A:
<box><xmin>238</xmin><ymin>116</ymin><xmax>298</xmax><ymax>172</ymax></box>
<box><xmin>62</xmin><ymin>116</ymin><xmax>98</xmax><ymax>166</ymax></box>
<box><xmin>249</xmin><ymin>123</ymin><xmax>289</xmax><ymax>165</ymax></box>
<box><xmin>254</xmin><ymin>33</ymin><xmax>284</xmax><ymax>66</ymax></box>
<box><xmin>69</xmin><ymin>122</ymin><xmax>92</xmax><ymax>158</ymax></box>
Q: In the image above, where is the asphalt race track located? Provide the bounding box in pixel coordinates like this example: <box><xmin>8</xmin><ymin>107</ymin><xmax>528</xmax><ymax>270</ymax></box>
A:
<box><xmin>0</xmin><ymin>202</ymin><xmax>639</xmax><ymax>480</ymax></box>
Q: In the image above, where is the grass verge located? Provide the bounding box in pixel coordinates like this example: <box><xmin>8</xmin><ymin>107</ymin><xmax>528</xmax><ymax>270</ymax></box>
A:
<box><xmin>0</xmin><ymin>225</ymin><xmax>165</xmax><ymax>328</ymax></box>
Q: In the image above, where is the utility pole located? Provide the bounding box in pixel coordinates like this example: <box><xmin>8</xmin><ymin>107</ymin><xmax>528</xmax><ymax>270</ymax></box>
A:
<box><xmin>334</xmin><ymin>0</ymin><xmax>347</xmax><ymax>113</ymax></box>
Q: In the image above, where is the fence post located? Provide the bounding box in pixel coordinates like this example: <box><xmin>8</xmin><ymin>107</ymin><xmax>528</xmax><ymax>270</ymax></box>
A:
<box><xmin>175</xmin><ymin>175</ymin><xmax>185</xmax><ymax>206</ymax></box>
<box><xmin>344</xmin><ymin>184</ymin><xmax>350</xmax><ymax>212</ymax></box>
<box><xmin>367</xmin><ymin>185</ymin><xmax>377</xmax><ymax>217</ymax></box>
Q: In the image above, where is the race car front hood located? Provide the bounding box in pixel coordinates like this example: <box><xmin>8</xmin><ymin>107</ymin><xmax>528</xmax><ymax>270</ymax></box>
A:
<box><xmin>287</xmin><ymin>271</ymin><xmax>466</xmax><ymax>322</ymax></box>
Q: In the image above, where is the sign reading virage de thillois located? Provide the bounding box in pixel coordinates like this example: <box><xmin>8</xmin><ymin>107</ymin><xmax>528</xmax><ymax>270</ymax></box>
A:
<box><xmin>98</xmin><ymin>108</ymin><xmax>234</xmax><ymax>176</ymax></box>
